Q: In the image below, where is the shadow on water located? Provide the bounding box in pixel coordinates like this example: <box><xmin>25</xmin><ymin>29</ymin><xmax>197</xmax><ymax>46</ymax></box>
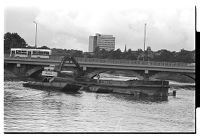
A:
<box><xmin>23</xmin><ymin>84</ymin><xmax>81</xmax><ymax>95</ymax></box>
<box><xmin>44</xmin><ymin>89</ymin><xmax>81</xmax><ymax>97</ymax></box>
<box><xmin>109</xmin><ymin>93</ymin><xmax>168</xmax><ymax>104</ymax></box>
<box><xmin>41</xmin><ymin>90</ymin><xmax>83</xmax><ymax>113</ymax></box>
<box><xmin>84</xmin><ymin>90</ymin><xmax>168</xmax><ymax>104</ymax></box>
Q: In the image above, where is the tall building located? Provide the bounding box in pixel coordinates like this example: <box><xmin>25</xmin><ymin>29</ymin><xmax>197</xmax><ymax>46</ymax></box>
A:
<box><xmin>89</xmin><ymin>33</ymin><xmax>115</xmax><ymax>52</ymax></box>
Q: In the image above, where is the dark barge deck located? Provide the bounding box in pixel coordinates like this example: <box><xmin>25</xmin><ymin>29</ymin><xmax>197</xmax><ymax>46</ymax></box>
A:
<box><xmin>23</xmin><ymin>77</ymin><xmax>170</xmax><ymax>97</ymax></box>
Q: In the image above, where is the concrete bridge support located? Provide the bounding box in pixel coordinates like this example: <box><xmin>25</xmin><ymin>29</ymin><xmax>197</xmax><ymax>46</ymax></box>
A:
<box><xmin>4</xmin><ymin>63</ymin><xmax>45</xmax><ymax>78</ymax></box>
<box><xmin>5</xmin><ymin>63</ymin><xmax>27</xmax><ymax>77</ymax></box>
<box><xmin>83</xmin><ymin>66</ymin><xmax>87</xmax><ymax>71</ymax></box>
<box><xmin>143</xmin><ymin>69</ymin><xmax>149</xmax><ymax>81</ymax></box>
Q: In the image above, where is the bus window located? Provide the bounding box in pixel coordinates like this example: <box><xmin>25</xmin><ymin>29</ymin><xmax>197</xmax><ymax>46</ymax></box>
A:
<box><xmin>45</xmin><ymin>52</ymin><xmax>49</xmax><ymax>55</ymax></box>
<box><xmin>33</xmin><ymin>51</ymin><xmax>38</xmax><ymax>55</ymax></box>
<box><xmin>16</xmin><ymin>50</ymin><xmax>20</xmax><ymax>54</ymax></box>
<box><xmin>28</xmin><ymin>51</ymin><xmax>31</xmax><ymax>57</ymax></box>
<box><xmin>11</xmin><ymin>50</ymin><xmax>15</xmax><ymax>57</ymax></box>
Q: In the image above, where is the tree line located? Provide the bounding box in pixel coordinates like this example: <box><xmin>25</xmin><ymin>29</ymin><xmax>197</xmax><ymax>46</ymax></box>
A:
<box><xmin>4</xmin><ymin>32</ymin><xmax>195</xmax><ymax>63</ymax></box>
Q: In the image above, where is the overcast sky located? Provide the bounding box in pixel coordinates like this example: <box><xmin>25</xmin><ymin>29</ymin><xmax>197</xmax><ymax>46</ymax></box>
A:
<box><xmin>4</xmin><ymin>0</ymin><xmax>195</xmax><ymax>52</ymax></box>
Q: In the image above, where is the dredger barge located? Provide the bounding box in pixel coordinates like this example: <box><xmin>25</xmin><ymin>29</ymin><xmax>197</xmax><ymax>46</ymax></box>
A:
<box><xmin>23</xmin><ymin>54</ymin><xmax>170</xmax><ymax>97</ymax></box>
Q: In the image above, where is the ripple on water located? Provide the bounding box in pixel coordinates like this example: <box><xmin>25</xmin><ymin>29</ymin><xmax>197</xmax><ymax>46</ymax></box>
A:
<box><xmin>4</xmin><ymin>81</ymin><xmax>195</xmax><ymax>132</ymax></box>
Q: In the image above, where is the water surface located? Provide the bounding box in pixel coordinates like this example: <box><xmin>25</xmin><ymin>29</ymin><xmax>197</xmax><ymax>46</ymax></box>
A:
<box><xmin>4</xmin><ymin>80</ymin><xmax>195</xmax><ymax>132</ymax></box>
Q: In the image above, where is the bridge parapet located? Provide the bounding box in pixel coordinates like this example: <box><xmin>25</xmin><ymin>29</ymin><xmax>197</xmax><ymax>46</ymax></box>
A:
<box><xmin>75</xmin><ymin>57</ymin><xmax>194</xmax><ymax>68</ymax></box>
<box><xmin>4</xmin><ymin>54</ymin><xmax>195</xmax><ymax>69</ymax></box>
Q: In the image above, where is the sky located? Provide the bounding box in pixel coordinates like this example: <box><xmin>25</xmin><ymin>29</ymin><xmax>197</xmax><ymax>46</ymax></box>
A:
<box><xmin>3</xmin><ymin>0</ymin><xmax>196</xmax><ymax>52</ymax></box>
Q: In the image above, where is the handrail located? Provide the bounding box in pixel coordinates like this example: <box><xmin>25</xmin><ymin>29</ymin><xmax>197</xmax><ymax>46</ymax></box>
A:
<box><xmin>4</xmin><ymin>54</ymin><xmax>195</xmax><ymax>68</ymax></box>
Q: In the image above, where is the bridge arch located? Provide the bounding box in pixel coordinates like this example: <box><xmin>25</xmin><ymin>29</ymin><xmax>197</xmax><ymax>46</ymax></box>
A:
<box><xmin>180</xmin><ymin>73</ymin><xmax>195</xmax><ymax>81</ymax></box>
<box><xmin>149</xmin><ymin>72</ymin><xmax>195</xmax><ymax>82</ymax></box>
<box><xmin>85</xmin><ymin>69</ymin><xmax>144</xmax><ymax>80</ymax></box>
<box><xmin>85</xmin><ymin>69</ymin><xmax>109</xmax><ymax>79</ymax></box>
<box><xmin>26</xmin><ymin>66</ymin><xmax>44</xmax><ymax>77</ymax></box>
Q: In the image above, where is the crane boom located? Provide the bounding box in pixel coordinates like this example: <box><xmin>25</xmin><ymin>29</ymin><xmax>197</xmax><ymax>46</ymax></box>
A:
<box><xmin>58</xmin><ymin>54</ymin><xmax>84</xmax><ymax>77</ymax></box>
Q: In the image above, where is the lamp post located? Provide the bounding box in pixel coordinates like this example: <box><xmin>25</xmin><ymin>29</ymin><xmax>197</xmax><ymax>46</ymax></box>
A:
<box><xmin>33</xmin><ymin>21</ymin><xmax>37</xmax><ymax>48</ymax></box>
<box><xmin>143</xmin><ymin>23</ymin><xmax>147</xmax><ymax>61</ymax></box>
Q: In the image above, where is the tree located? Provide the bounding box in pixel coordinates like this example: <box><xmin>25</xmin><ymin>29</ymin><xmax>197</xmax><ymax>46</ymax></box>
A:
<box><xmin>122</xmin><ymin>48</ymin><xmax>137</xmax><ymax>60</ymax></box>
<box><xmin>154</xmin><ymin>49</ymin><xmax>176</xmax><ymax>62</ymax></box>
<box><xmin>146</xmin><ymin>46</ymin><xmax>154</xmax><ymax>61</ymax></box>
<box><xmin>113</xmin><ymin>49</ymin><xmax>122</xmax><ymax>59</ymax></box>
<box><xmin>99</xmin><ymin>49</ymin><xmax>109</xmax><ymax>59</ymax></box>
<box><xmin>176</xmin><ymin>49</ymin><xmax>194</xmax><ymax>63</ymax></box>
<box><xmin>4</xmin><ymin>32</ymin><xmax>28</xmax><ymax>53</ymax></box>
<box><xmin>93</xmin><ymin>46</ymin><xmax>100</xmax><ymax>58</ymax></box>
<box><xmin>38</xmin><ymin>46</ymin><xmax>50</xmax><ymax>49</ymax></box>
<box><xmin>70</xmin><ymin>49</ymin><xmax>83</xmax><ymax>57</ymax></box>
<box><xmin>192</xmin><ymin>50</ymin><xmax>195</xmax><ymax>62</ymax></box>
<box><xmin>26</xmin><ymin>46</ymin><xmax>35</xmax><ymax>49</ymax></box>
<box><xmin>136</xmin><ymin>48</ymin><xmax>144</xmax><ymax>60</ymax></box>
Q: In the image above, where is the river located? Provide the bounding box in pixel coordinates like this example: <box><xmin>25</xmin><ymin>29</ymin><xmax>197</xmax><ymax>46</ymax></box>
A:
<box><xmin>4</xmin><ymin>79</ymin><xmax>195</xmax><ymax>133</ymax></box>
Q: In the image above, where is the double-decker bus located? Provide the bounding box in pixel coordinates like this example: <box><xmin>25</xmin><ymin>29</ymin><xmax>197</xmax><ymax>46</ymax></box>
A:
<box><xmin>10</xmin><ymin>48</ymin><xmax>52</xmax><ymax>59</ymax></box>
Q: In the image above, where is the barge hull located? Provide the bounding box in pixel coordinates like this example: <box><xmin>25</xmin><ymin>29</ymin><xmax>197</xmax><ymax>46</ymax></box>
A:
<box><xmin>86</xmin><ymin>85</ymin><xmax>168</xmax><ymax>97</ymax></box>
<box><xmin>23</xmin><ymin>81</ymin><xmax>81</xmax><ymax>92</ymax></box>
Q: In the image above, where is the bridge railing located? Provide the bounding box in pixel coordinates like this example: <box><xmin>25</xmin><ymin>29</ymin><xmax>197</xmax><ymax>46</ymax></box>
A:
<box><xmin>75</xmin><ymin>57</ymin><xmax>194</xmax><ymax>68</ymax></box>
<box><xmin>4</xmin><ymin>54</ymin><xmax>195</xmax><ymax>68</ymax></box>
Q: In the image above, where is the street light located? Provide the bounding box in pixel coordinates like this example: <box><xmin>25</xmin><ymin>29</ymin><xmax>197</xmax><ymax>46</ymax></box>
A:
<box><xmin>33</xmin><ymin>21</ymin><xmax>37</xmax><ymax>48</ymax></box>
<box><xmin>143</xmin><ymin>23</ymin><xmax>147</xmax><ymax>61</ymax></box>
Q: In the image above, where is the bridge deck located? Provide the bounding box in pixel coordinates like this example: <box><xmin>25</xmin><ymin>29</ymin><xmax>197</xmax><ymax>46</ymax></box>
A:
<box><xmin>4</xmin><ymin>55</ymin><xmax>195</xmax><ymax>73</ymax></box>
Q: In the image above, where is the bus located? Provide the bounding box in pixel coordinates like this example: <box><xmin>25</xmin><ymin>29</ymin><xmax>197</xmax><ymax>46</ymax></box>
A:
<box><xmin>10</xmin><ymin>48</ymin><xmax>52</xmax><ymax>59</ymax></box>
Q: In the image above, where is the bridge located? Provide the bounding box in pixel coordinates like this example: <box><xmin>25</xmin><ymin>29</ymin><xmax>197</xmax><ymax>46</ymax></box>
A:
<box><xmin>4</xmin><ymin>54</ymin><xmax>195</xmax><ymax>80</ymax></box>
